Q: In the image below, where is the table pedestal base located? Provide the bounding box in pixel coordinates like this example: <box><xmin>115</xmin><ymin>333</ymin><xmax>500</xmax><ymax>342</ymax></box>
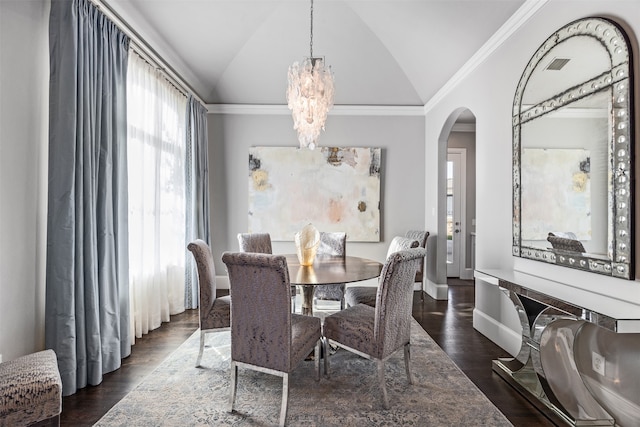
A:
<box><xmin>301</xmin><ymin>286</ymin><xmax>314</xmax><ymax>316</ymax></box>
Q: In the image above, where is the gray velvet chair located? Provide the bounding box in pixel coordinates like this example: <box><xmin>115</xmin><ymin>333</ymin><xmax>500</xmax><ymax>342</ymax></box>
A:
<box><xmin>237</xmin><ymin>232</ymin><xmax>273</xmax><ymax>254</ymax></box>
<box><xmin>344</xmin><ymin>236</ymin><xmax>420</xmax><ymax>308</ymax></box>
<box><xmin>187</xmin><ymin>239</ymin><xmax>231</xmax><ymax>367</ymax></box>
<box><xmin>313</xmin><ymin>231</ymin><xmax>347</xmax><ymax>310</ymax></box>
<box><xmin>323</xmin><ymin>247</ymin><xmax>427</xmax><ymax>409</ymax></box>
<box><xmin>547</xmin><ymin>232</ymin><xmax>586</xmax><ymax>253</ymax></box>
<box><xmin>405</xmin><ymin>230</ymin><xmax>429</xmax><ymax>300</ymax></box>
<box><xmin>237</xmin><ymin>232</ymin><xmax>297</xmax><ymax>312</ymax></box>
<box><xmin>221</xmin><ymin>251</ymin><xmax>322</xmax><ymax>427</ymax></box>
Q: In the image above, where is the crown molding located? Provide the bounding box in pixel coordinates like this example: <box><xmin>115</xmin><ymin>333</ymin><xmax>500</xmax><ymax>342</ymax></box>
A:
<box><xmin>423</xmin><ymin>0</ymin><xmax>549</xmax><ymax>114</ymax></box>
<box><xmin>206</xmin><ymin>104</ymin><xmax>425</xmax><ymax>116</ymax></box>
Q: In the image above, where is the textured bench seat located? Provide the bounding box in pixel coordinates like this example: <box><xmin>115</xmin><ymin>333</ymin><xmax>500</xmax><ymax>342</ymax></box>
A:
<box><xmin>0</xmin><ymin>349</ymin><xmax>62</xmax><ymax>427</ymax></box>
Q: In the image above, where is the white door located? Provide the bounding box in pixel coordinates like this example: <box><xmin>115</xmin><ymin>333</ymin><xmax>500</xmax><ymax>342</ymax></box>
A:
<box><xmin>447</xmin><ymin>149</ymin><xmax>466</xmax><ymax>277</ymax></box>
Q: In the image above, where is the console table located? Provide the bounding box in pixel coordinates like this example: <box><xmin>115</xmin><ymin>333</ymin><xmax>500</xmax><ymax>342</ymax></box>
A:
<box><xmin>475</xmin><ymin>269</ymin><xmax>640</xmax><ymax>426</ymax></box>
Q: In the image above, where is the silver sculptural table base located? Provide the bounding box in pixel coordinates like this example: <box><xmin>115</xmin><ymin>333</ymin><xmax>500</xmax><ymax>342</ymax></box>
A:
<box><xmin>474</xmin><ymin>270</ymin><xmax>640</xmax><ymax>426</ymax></box>
<box><xmin>491</xmin><ymin>289</ymin><xmax>614</xmax><ymax>426</ymax></box>
<box><xmin>492</xmin><ymin>357</ymin><xmax>614</xmax><ymax>426</ymax></box>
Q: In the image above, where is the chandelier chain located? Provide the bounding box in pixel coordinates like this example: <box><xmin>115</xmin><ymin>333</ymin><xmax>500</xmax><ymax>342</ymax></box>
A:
<box><xmin>309</xmin><ymin>0</ymin><xmax>314</xmax><ymax>58</ymax></box>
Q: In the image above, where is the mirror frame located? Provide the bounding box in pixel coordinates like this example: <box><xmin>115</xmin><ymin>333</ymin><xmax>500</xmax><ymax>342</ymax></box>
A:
<box><xmin>513</xmin><ymin>17</ymin><xmax>634</xmax><ymax>279</ymax></box>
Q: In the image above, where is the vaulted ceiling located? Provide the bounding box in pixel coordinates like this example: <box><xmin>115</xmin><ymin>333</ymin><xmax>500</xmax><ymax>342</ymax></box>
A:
<box><xmin>106</xmin><ymin>0</ymin><xmax>527</xmax><ymax>106</ymax></box>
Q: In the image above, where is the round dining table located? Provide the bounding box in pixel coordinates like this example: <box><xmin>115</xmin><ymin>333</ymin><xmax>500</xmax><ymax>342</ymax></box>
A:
<box><xmin>285</xmin><ymin>254</ymin><xmax>383</xmax><ymax>316</ymax></box>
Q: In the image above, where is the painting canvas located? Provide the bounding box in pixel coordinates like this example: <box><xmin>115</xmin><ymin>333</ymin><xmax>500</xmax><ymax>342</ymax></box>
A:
<box><xmin>248</xmin><ymin>147</ymin><xmax>381</xmax><ymax>241</ymax></box>
<box><xmin>521</xmin><ymin>148</ymin><xmax>591</xmax><ymax>241</ymax></box>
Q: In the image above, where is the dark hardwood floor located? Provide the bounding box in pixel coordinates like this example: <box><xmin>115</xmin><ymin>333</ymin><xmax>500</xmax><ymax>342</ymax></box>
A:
<box><xmin>61</xmin><ymin>279</ymin><xmax>555</xmax><ymax>426</ymax></box>
<box><xmin>60</xmin><ymin>311</ymin><xmax>199</xmax><ymax>426</ymax></box>
<box><xmin>413</xmin><ymin>278</ymin><xmax>555</xmax><ymax>427</ymax></box>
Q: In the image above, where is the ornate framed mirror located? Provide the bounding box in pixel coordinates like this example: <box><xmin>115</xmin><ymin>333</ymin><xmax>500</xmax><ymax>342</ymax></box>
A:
<box><xmin>513</xmin><ymin>17</ymin><xmax>634</xmax><ymax>279</ymax></box>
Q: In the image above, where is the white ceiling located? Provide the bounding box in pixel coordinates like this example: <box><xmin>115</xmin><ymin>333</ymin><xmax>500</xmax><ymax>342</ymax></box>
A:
<box><xmin>105</xmin><ymin>0</ymin><xmax>526</xmax><ymax>106</ymax></box>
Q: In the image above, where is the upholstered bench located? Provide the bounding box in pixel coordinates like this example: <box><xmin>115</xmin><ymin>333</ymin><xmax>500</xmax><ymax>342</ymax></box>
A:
<box><xmin>0</xmin><ymin>349</ymin><xmax>62</xmax><ymax>427</ymax></box>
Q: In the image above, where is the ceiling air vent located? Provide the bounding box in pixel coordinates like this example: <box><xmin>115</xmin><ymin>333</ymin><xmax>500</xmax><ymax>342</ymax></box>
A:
<box><xmin>545</xmin><ymin>57</ymin><xmax>571</xmax><ymax>71</ymax></box>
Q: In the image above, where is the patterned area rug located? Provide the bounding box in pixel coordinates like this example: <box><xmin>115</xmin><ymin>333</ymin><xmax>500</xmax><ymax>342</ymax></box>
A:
<box><xmin>95</xmin><ymin>319</ymin><xmax>512</xmax><ymax>426</ymax></box>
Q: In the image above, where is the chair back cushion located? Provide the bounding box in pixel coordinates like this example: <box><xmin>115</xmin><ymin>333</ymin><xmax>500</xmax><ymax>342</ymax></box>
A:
<box><xmin>314</xmin><ymin>232</ymin><xmax>347</xmax><ymax>301</ymax></box>
<box><xmin>187</xmin><ymin>240</ymin><xmax>216</xmax><ymax>324</ymax></box>
<box><xmin>404</xmin><ymin>230</ymin><xmax>429</xmax><ymax>249</ymax></box>
<box><xmin>374</xmin><ymin>247</ymin><xmax>427</xmax><ymax>359</ymax></box>
<box><xmin>222</xmin><ymin>251</ymin><xmax>292</xmax><ymax>371</ymax></box>
<box><xmin>547</xmin><ymin>235</ymin><xmax>586</xmax><ymax>253</ymax></box>
<box><xmin>318</xmin><ymin>231</ymin><xmax>346</xmax><ymax>257</ymax></box>
<box><xmin>386</xmin><ymin>236</ymin><xmax>419</xmax><ymax>259</ymax></box>
<box><xmin>404</xmin><ymin>230</ymin><xmax>430</xmax><ymax>280</ymax></box>
<box><xmin>237</xmin><ymin>232</ymin><xmax>273</xmax><ymax>254</ymax></box>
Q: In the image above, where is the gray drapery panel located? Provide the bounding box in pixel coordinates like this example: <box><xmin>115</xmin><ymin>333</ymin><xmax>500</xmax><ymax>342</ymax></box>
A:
<box><xmin>184</xmin><ymin>96</ymin><xmax>210</xmax><ymax>309</ymax></box>
<box><xmin>46</xmin><ymin>0</ymin><xmax>130</xmax><ymax>396</ymax></box>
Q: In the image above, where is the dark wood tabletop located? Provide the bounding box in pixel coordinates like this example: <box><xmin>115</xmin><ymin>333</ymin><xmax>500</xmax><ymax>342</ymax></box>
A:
<box><xmin>285</xmin><ymin>254</ymin><xmax>383</xmax><ymax>316</ymax></box>
<box><xmin>285</xmin><ymin>254</ymin><xmax>383</xmax><ymax>285</ymax></box>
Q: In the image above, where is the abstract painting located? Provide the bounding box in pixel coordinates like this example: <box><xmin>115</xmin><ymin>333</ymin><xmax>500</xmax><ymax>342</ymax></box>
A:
<box><xmin>248</xmin><ymin>147</ymin><xmax>381</xmax><ymax>241</ymax></box>
<box><xmin>521</xmin><ymin>148</ymin><xmax>591</xmax><ymax>241</ymax></box>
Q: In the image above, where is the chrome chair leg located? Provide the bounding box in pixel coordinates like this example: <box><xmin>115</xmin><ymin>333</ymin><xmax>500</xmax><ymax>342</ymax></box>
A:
<box><xmin>195</xmin><ymin>330</ymin><xmax>206</xmax><ymax>367</ymax></box>
<box><xmin>377</xmin><ymin>359</ymin><xmax>389</xmax><ymax>409</ymax></box>
<box><xmin>404</xmin><ymin>343</ymin><xmax>414</xmax><ymax>384</ymax></box>
<box><xmin>229</xmin><ymin>362</ymin><xmax>238</xmax><ymax>413</ymax></box>
<box><xmin>322</xmin><ymin>337</ymin><xmax>330</xmax><ymax>378</ymax></box>
<box><xmin>314</xmin><ymin>340</ymin><xmax>321</xmax><ymax>381</ymax></box>
<box><xmin>279</xmin><ymin>373</ymin><xmax>289</xmax><ymax>427</ymax></box>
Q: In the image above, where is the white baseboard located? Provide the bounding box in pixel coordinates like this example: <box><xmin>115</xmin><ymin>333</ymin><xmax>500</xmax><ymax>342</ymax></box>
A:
<box><xmin>472</xmin><ymin>308</ymin><xmax>522</xmax><ymax>357</ymax></box>
<box><xmin>460</xmin><ymin>268</ymin><xmax>474</xmax><ymax>280</ymax></box>
<box><xmin>216</xmin><ymin>275</ymin><xmax>230</xmax><ymax>290</ymax></box>
<box><xmin>424</xmin><ymin>279</ymin><xmax>448</xmax><ymax>300</ymax></box>
<box><xmin>346</xmin><ymin>278</ymin><xmax>378</xmax><ymax>288</ymax></box>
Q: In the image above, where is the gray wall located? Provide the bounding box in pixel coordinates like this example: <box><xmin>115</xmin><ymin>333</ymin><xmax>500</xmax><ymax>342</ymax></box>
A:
<box><xmin>423</xmin><ymin>1</ymin><xmax>640</xmax><ymax>354</ymax></box>
<box><xmin>0</xmin><ymin>0</ymin><xmax>49</xmax><ymax>362</ymax></box>
<box><xmin>207</xmin><ymin>111</ymin><xmax>426</xmax><ymax>279</ymax></box>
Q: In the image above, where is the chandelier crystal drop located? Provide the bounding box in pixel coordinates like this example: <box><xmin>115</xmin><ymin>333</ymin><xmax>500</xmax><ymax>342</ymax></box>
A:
<box><xmin>286</xmin><ymin>0</ymin><xmax>335</xmax><ymax>150</ymax></box>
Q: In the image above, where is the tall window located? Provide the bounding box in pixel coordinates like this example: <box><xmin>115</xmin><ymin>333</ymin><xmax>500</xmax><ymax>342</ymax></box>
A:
<box><xmin>126</xmin><ymin>52</ymin><xmax>188</xmax><ymax>341</ymax></box>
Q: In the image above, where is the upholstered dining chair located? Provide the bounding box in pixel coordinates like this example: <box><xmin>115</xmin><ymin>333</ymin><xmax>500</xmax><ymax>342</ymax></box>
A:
<box><xmin>313</xmin><ymin>231</ymin><xmax>347</xmax><ymax>310</ymax></box>
<box><xmin>221</xmin><ymin>251</ymin><xmax>322</xmax><ymax>427</ymax></box>
<box><xmin>187</xmin><ymin>239</ymin><xmax>231</xmax><ymax>368</ymax></box>
<box><xmin>237</xmin><ymin>232</ymin><xmax>298</xmax><ymax>312</ymax></box>
<box><xmin>547</xmin><ymin>232</ymin><xmax>586</xmax><ymax>253</ymax></box>
<box><xmin>344</xmin><ymin>236</ymin><xmax>420</xmax><ymax>308</ymax></box>
<box><xmin>237</xmin><ymin>232</ymin><xmax>272</xmax><ymax>254</ymax></box>
<box><xmin>323</xmin><ymin>247</ymin><xmax>427</xmax><ymax>409</ymax></box>
<box><xmin>405</xmin><ymin>230</ymin><xmax>430</xmax><ymax>300</ymax></box>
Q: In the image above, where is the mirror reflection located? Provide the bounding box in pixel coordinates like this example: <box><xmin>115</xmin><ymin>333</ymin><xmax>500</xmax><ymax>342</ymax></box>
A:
<box><xmin>512</xmin><ymin>17</ymin><xmax>633</xmax><ymax>279</ymax></box>
<box><xmin>520</xmin><ymin>90</ymin><xmax>611</xmax><ymax>258</ymax></box>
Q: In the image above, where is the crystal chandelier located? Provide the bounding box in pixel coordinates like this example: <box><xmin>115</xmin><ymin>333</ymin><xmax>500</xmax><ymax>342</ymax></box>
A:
<box><xmin>286</xmin><ymin>0</ymin><xmax>335</xmax><ymax>150</ymax></box>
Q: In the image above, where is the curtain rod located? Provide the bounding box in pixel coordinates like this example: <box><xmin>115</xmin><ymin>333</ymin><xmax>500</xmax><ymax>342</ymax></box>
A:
<box><xmin>90</xmin><ymin>0</ymin><xmax>207</xmax><ymax>106</ymax></box>
<box><xmin>128</xmin><ymin>47</ymin><xmax>189</xmax><ymax>101</ymax></box>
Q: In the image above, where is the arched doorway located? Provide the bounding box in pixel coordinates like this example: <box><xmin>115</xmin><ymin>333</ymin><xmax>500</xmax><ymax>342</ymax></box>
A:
<box><xmin>438</xmin><ymin>108</ymin><xmax>476</xmax><ymax>281</ymax></box>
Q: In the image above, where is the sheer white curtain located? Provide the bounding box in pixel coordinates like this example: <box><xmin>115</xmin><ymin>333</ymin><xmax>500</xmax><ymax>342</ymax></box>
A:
<box><xmin>126</xmin><ymin>52</ymin><xmax>188</xmax><ymax>342</ymax></box>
